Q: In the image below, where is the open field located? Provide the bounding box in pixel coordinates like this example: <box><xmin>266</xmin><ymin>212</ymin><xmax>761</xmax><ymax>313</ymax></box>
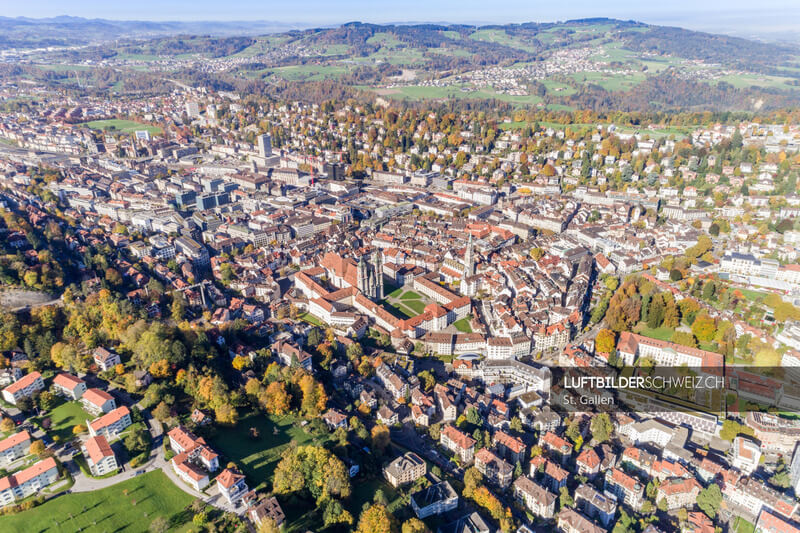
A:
<box><xmin>210</xmin><ymin>412</ymin><xmax>329</xmax><ymax>491</ymax></box>
<box><xmin>0</xmin><ymin>470</ymin><xmax>193</xmax><ymax>533</ymax></box>
<box><xmin>82</xmin><ymin>119</ymin><xmax>162</xmax><ymax>135</ymax></box>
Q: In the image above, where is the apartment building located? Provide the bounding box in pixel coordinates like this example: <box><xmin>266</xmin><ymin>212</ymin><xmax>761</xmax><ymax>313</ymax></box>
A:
<box><xmin>52</xmin><ymin>373</ymin><xmax>86</xmax><ymax>400</ymax></box>
<box><xmin>604</xmin><ymin>467</ymin><xmax>644</xmax><ymax>511</ymax></box>
<box><xmin>575</xmin><ymin>483</ymin><xmax>617</xmax><ymax>528</ymax></box>
<box><xmin>383</xmin><ymin>452</ymin><xmax>426</xmax><ymax>488</ymax></box>
<box><xmin>0</xmin><ymin>458</ymin><xmax>59</xmax><ymax>506</ymax></box>
<box><xmin>81</xmin><ymin>388</ymin><xmax>117</xmax><ymax>415</ymax></box>
<box><xmin>440</xmin><ymin>425</ymin><xmax>477</xmax><ymax>464</ymax></box>
<box><xmin>88</xmin><ymin>406</ymin><xmax>132</xmax><ymax>440</ymax></box>
<box><xmin>82</xmin><ymin>435</ymin><xmax>118</xmax><ymax>476</ymax></box>
<box><xmin>513</xmin><ymin>476</ymin><xmax>556</xmax><ymax>518</ymax></box>
<box><xmin>1</xmin><ymin>371</ymin><xmax>44</xmax><ymax>405</ymax></box>
<box><xmin>410</xmin><ymin>481</ymin><xmax>458</xmax><ymax>519</ymax></box>
<box><xmin>0</xmin><ymin>431</ymin><xmax>31</xmax><ymax>467</ymax></box>
<box><xmin>474</xmin><ymin>448</ymin><xmax>513</xmax><ymax>488</ymax></box>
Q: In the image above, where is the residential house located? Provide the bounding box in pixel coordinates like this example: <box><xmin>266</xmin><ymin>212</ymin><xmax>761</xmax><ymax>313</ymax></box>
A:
<box><xmin>322</xmin><ymin>409</ymin><xmax>348</xmax><ymax>430</ymax></box>
<box><xmin>656</xmin><ymin>477</ymin><xmax>701</xmax><ymax>511</ymax></box>
<box><xmin>575</xmin><ymin>483</ymin><xmax>617</xmax><ymax>528</ymax></box>
<box><xmin>493</xmin><ymin>430</ymin><xmax>526</xmax><ymax>464</ymax></box>
<box><xmin>541</xmin><ymin>431</ymin><xmax>573</xmax><ymax>464</ymax></box>
<box><xmin>604</xmin><ymin>467</ymin><xmax>644</xmax><ymax>511</ymax></box>
<box><xmin>557</xmin><ymin>508</ymin><xmax>606</xmax><ymax>533</ymax></box>
<box><xmin>248</xmin><ymin>496</ymin><xmax>285</xmax><ymax>529</ymax></box>
<box><xmin>217</xmin><ymin>468</ymin><xmax>249</xmax><ymax>505</ymax></box>
<box><xmin>438</xmin><ymin>512</ymin><xmax>491</xmax><ymax>533</ymax></box>
<box><xmin>92</xmin><ymin>347</ymin><xmax>121</xmax><ymax>371</ymax></box>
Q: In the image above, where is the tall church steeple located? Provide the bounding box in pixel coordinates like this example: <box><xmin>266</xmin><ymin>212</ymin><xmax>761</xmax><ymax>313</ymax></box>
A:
<box><xmin>373</xmin><ymin>250</ymin><xmax>384</xmax><ymax>299</ymax></box>
<box><xmin>464</xmin><ymin>233</ymin><xmax>475</xmax><ymax>278</ymax></box>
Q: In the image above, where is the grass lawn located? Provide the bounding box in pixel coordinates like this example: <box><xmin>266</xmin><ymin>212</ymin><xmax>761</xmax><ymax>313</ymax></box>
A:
<box><xmin>350</xmin><ymin>476</ymin><xmax>404</xmax><ymax>514</ymax></box>
<box><xmin>38</xmin><ymin>400</ymin><xmax>92</xmax><ymax>443</ymax></box>
<box><xmin>0</xmin><ymin>470</ymin><xmax>193</xmax><ymax>533</ymax></box>
<box><xmin>403</xmin><ymin>299</ymin><xmax>427</xmax><ymax>314</ymax></box>
<box><xmin>383</xmin><ymin>302</ymin><xmax>418</xmax><ymax>319</ymax></box>
<box><xmin>634</xmin><ymin>323</ymin><xmax>675</xmax><ymax>342</ymax></box>
<box><xmin>399</xmin><ymin>290</ymin><xmax>422</xmax><ymax>301</ymax></box>
<box><xmin>734</xmin><ymin>517</ymin><xmax>755</xmax><ymax>533</ymax></box>
<box><xmin>210</xmin><ymin>412</ymin><xmax>329</xmax><ymax>491</ymax></box>
<box><xmin>298</xmin><ymin>312</ymin><xmax>323</xmax><ymax>327</ymax></box>
<box><xmin>452</xmin><ymin>317</ymin><xmax>472</xmax><ymax>333</ymax></box>
<box><xmin>82</xmin><ymin>119</ymin><xmax>162</xmax><ymax>135</ymax></box>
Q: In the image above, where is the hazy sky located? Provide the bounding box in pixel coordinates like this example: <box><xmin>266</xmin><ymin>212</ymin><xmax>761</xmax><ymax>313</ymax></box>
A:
<box><xmin>2</xmin><ymin>0</ymin><xmax>799</xmax><ymax>34</ymax></box>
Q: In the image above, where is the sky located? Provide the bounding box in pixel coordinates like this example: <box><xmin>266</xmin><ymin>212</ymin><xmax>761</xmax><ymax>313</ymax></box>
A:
<box><xmin>2</xmin><ymin>1</ymin><xmax>799</xmax><ymax>36</ymax></box>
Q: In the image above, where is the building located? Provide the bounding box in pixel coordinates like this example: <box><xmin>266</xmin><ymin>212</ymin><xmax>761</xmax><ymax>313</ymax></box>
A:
<box><xmin>438</xmin><ymin>512</ymin><xmax>491</xmax><ymax>533</ymax></box>
<box><xmin>474</xmin><ymin>448</ymin><xmax>513</xmax><ymax>488</ymax></box>
<box><xmin>81</xmin><ymin>388</ymin><xmax>117</xmax><ymax>415</ymax></box>
<box><xmin>92</xmin><ymin>347</ymin><xmax>121</xmax><ymax>371</ymax></box>
<box><xmin>384</xmin><ymin>452</ymin><xmax>426</xmax><ymax>488</ymax></box>
<box><xmin>732</xmin><ymin>437</ymin><xmax>762</xmax><ymax>475</ymax></box>
<box><xmin>493</xmin><ymin>430</ymin><xmax>526</xmax><ymax>464</ymax></box>
<box><xmin>52</xmin><ymin>373</ymin><xmax>86</xmax><ymax>400</ymax></box>
<box><xmin>541</xmin><ymin>431</ymin><xmax>573</xmax><ymax>464</ymax></box>
<box><xmin>168</xmin><ymin>426</ymin><xmax>220</xmax><ymax>490</ymax></box>
<box><xmin>2</xmin><ymin>371</ymin><xmax>44</xmax><ymax>405</ymax></box>
<box><xmin>0</xmin><ymin>431</ymin><xmax>31</xmax><ymax>467</ymax></box>
<box><xmin>513</xmin><ymin>476</ymin><xmax>557</xmax><ymax>518</ymax></box>
<box><xmin>440</xmin><ymin>425</ymin><xmax>477</xmax><ymax>464</ymax></box>
<box><xmin>656</xmin><ymin>477</ymin><xmax>701</xmax><ymax>511</ymax></box>
<box><xmin>604</xmin><ymin>467</ymin><xmax>644</xmax><ymax>511</ymax></box>
<box><xmin>0</xmin><ymin>457</ymin><xmax>59</xmax><ymax>506</ymax></box>
<box><xmin>88</xmin><ymin>406</ymin><xmax>132</xmax><ymax>441</ymax></box>
<box><xmin>557</xmin><ymin>508</ymin><xmax>606</xmax><ymax>533</ymax></box>
<box><xmin>248</xmin><ymin>496</ymin><xmax>285</xmax><ymax>529</ymax></box>
<box><xmin>82</xmin><ymin>435</ymin><xmax>118</xmax><ymax>476</ymax></box>
<box><xmin>217</xmin><ymin>468</ymin><xmax>249</xmax><ymax>505</ymax></box>
<box><xmin>411</xmin><ymin>481</ymin><xmax>458</xmax><ymax>519</ymax></box>
<box><xmin>575</xmin><ymin>483</ymin><xmax>617</xmax><ymax>528</ymax></box>
<box><xmin>616</xmin><ymin>331</ymin><xmax>722</xmax><ymax>367</ymax></box>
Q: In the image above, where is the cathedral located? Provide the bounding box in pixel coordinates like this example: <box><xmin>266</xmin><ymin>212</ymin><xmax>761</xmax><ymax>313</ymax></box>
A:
<box><xmin>357</xmin><ymin>251</ymin><xmax>384</xmax><ymax>300</ymax></box>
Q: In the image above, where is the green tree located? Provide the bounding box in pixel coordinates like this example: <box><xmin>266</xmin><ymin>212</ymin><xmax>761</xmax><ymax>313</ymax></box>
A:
<box><xmin>696</xmin><ymin>484</ymin><xmax>722</xmax><ymax>519</ymax></box>
<box><xmin>590</xmin><ymin>413</ymin><xmax>613</xmax><ymax>443</ymax></box>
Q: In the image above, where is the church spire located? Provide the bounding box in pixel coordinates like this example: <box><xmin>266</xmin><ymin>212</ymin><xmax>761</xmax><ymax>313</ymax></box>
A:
<box><xmin>464</xmin><ymin>233</ymin><xmax>475</xmax><ymax>278</ymax></box>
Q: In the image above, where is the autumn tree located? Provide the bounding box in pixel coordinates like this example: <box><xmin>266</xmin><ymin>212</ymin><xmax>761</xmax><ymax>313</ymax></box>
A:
<box><xmin>273</xmin><ymin>445</ymin><xmax>351</xmax><ymax>504</ymax></box>
<box><xmin>402</xmin><ymin>518</ymin><xmax>431</xmax><ymax>533</ymax></box>
<box><xmin>595</xmin><ymin>329</ymin><xmax>616</xmax><ymax>354</ymax></box>
<box><xmin>356</xmin><ymin>504</ymin><xmax>399</xmax><ymax>533</ymax></box>
<box><xmin>262</xmin><ymin>382</ymin><xmax>291</xmax><ymax>415</ymax></box>
<box><xmin>29</xmin><ymin>440</ymin><xmax>45</xmax><ymax>456</ymax></box>
<box><xmin>691</xmin><ymin>314</ymin><xmax>716</xmax><ymax>342</ymax></box>
<box><xmin>371</xmin><ymin>424</ymin><xmax>390</xmax><ymax>455</ymax></box>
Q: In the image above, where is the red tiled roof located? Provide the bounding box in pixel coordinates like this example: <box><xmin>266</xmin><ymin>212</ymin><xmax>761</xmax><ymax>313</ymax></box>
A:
<box><xmin>84</xmin><ymin>435</ymin><xmax>114</xmax><ymax>463</ymax></box>
<box><xmin>3</xmin><ymin>371</ymin><xmax>41</xmax><ymax>395</ymax></box>
<box><xmin>0</xmin><ymin>431</ymin><xmax>30</xmax><ymax>453</ymax></box>
<box><xmin>89</xmin><ymin>406</ymin><xmax>130</xmax><ymax>432</ymax></box>
<box><xmin>53</xmin><ymin>373</ymin><xmax>84</xmax><ymax>390</ymax></box>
